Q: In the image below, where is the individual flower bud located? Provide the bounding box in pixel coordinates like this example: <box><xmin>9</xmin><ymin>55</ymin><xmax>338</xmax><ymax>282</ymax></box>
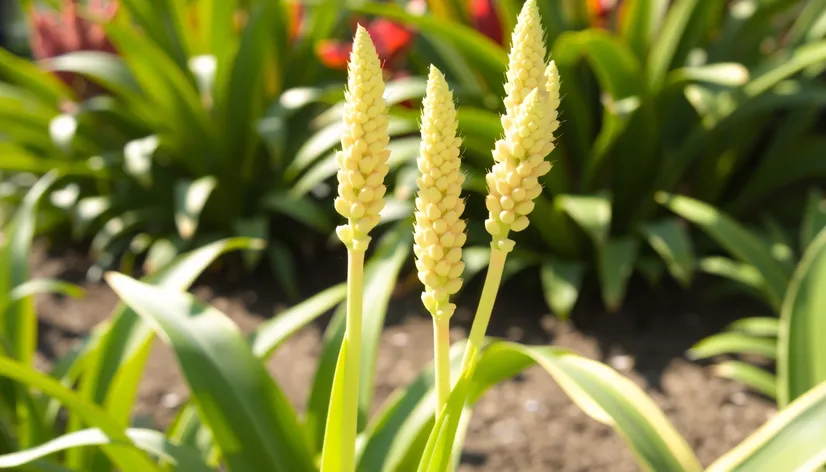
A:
<box><xmin>333</xmin><ymin>25</ymin><xmax>390</xmax><ymax>250</ymax></box>
<box><xmin>413</xmin><ymin>66</ymin><xmax>466</xmax><ymax>321</ymax></box>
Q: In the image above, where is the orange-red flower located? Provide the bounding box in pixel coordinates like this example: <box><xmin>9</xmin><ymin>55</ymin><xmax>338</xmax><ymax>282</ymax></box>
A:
<box><xmin>317</xmin><ymin>18</ymin><xmax>414</xmax><ymax>73</ymax></box>
<box><xmin>470</xmin><ymin>0</ymin><xmax>503</xmax><ymax>45</ymax></box>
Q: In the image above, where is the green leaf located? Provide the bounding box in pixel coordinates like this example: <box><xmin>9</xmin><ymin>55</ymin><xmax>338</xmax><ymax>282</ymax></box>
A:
<box><xmin>707</xmin><ymin>379</ymin><xmax>826</xmax><ymax>471</ymax></box>
<box><xmin>688</xmin><ymin>332</ymin><xmax>777</xmax><ymax>360</ymax></box>
<box><xmin>800</xmin><ymin>189</ymin><xmax>826</xmax><ymax>251</ymax></box>
<box><xmin>0</xmin><ymin>47</ymin><xmax>73</xmax><ymax>104</ymax></box>
<box><xmin>0</xmin><ymin>172</ymin><xmax>58</xmax><ymax>365</ymax></box>
<box><xmin>267</xmin><ymin>240</ymin><xmax>299</xmax><ymax>301</ymax></box>
<box><xmin>646</xmin><ymin>0</ymin><xmax>700</xmax><ymax>90</ymax></box>
<box><xmin>419</xmin><ymin>342</ymin><xmax>702</xmax><ymax>472</ymax></box>
<box><xmin>712</xmin><ymin>361</ymin><xmax>777</xmax><ymax>399</ymax></box>
<box><xmin>44</xmin><ymin>51</ymin><xmax>141</xmax><ymax>99</ymax></box>
<box><xmin>727</xmin><ymin>317</ymin><xmax>779</xmax><ymax>338</ymax></box>
<box><xmin>0</xmin><ymin>428</ymin><xmax>214</xmax><ymax>471</ymax></box>
<box><xmin>9</xmin><ymin>279</ymin><xmax>84</xmax><ymax>302</ymax></box>
<box><xmin>698</xmin><ymin>256</ymin><xmax>764</xmax><ymax>291</ymax></box>
<box><xmin>319</xmin><ymin>336</ymin><xmax>350</xmax><ymax>471</ymax></box>
<box><xmin>666</xmin><ymin>63</ymin><xmax>750</xmax><ymax>88</ymax></box>
<box><xmin>123</xmin><ymin>135</ymin><xmax>158</xmax><ymax>187</ymax></box>
<box><xmin>66</xmin><ymin>238</ymin><xmax>261</xmax><ymax>469</ymax></box>
<box><xmin>640</xmin><ymin>218</ymin><xmax>695</xmax><ymax>287</ymax></box>
<box><xmin>174</xmin><ymin>177</ymin><xmax>217</xmax><ymax>240</ymax></box>
<box><xmin>540</xmin><ymin>260</ymin><xmax>585</xmax><ymax>320</ymax></box>
<box><xmin>105</xmin><ymin>273</ymin><xmax>316</xmax><ymax>472</ymax></box>
<box><xmin>778</xmin><ymin>227</ymin><xmax>826</xmax><ymax>407</ymax></box>
<box><xmin>557</xmin><ymin>193</ymin><xmax>612</xmax><ymax>247</ymax></box>
<box><xmin>251</xmin><ymin>283</ymin><xmax>347</xmax><ymax>359</ymax></box>
<box><xmin>745</xmin><ymin>39</ymin><xmax>826</xmax><ymax>98</ymax></box>
<box><xmin>599</xmin><ymin>237</ymin><xmax>640</xmax><ymax>312</ymax></box>
<box><xmin>620</xmin><ymin>0</ymin><xmax>669</xmax><ymax>59</ymax></box>
<box><xmin>0</xmin><ymin>358</ymin><xmax>159</xmax><ymax>472</ymax></box>
<box><xmin>657</xmin><ymin>193</ymin><xmax>790</xmax><ymax>309</ymax></box>
<box><xmin>262</xmin><ymin>192</ymin><xmax>332</xmax><ymax>233</ymax></box>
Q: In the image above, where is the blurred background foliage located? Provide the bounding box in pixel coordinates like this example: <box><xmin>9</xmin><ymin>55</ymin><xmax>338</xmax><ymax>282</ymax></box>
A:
<box><xmin>0</xmin><ymin>0</ymin><xmax>824</xmax><ymax>317</ymax></box>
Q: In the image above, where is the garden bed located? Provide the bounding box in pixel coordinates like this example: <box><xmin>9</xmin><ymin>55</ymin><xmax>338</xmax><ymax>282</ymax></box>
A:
<box><xmin>31</xmin><ymin>242</ymin><xmax>776</xmax><ymax>471</ymax></box>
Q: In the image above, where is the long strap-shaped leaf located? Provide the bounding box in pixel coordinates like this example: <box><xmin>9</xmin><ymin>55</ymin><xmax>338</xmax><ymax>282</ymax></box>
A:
<box><xmin>0</xmin><ymin>428</ymin><xmax>213</xmax><ymax>471</ymax></box>
<box><xmin>778</xmin><ymin>226</ymin><xmax>826</xmax><ymax>406</ymax></box>
<box><xmin>66</xmin><ymin>238</ymin><xmax>261</xmax><ymax>470</ymax></box>
<box><xmin>707</xmin><ymin>379</ymin><xmax>826</xmax><ymax>471</ymax></box>
<box><xmin>106</xmin><ymin>273</ymin><xmax>316</xmax><ymax>472</ymax></box>
<box><xmin>0</xmin><ymin>358</ymin><xmax>159</xmax><ymax>472</ymax></box>
<box><xmin>417</xmin><ymin>341</ymin><xmax>702</xmax><ymax>472</ymax></box>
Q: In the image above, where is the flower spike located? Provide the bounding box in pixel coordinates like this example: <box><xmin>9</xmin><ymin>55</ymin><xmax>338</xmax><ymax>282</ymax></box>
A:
<box><xmin>333</xmin><ymin>25</ymin><xmax>391</xmax><ymax>252</ymax></box>
<box><xmin>413</xmin><ymin>65</ymin><xmax>466</xmax><ymax>321</ymax></box>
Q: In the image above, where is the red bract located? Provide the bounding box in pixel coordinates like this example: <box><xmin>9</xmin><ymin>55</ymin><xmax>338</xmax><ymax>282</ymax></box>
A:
<box><xmin>317</xmin><ymin>19</ymin><xmax>414</xmax><ymax>73</ymax></box>
<box><xmin>29</xmin><ymin>0</ymin><xmax>118</xmax><ymax>98</ymax></box>
<box><xmin>470</xmin><ymin>0</ymin><xmax>503</xmax><ymax>45</ymax></box>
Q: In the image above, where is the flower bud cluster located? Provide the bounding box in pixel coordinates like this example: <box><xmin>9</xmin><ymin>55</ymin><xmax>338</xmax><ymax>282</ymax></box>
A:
<box><xmin>484</xmin><ymin>0</ymin><xmax>561</xmax><ymax>253</ymax></box>
<box><xmin>413</xmin><ymin>66</ymin><xmax>467</xmax><ymax>320</ymax></box>
<box><xmin>333</xmin><ymin>25</ymin><xmax>391</xmax><ymax>251</ymax></box>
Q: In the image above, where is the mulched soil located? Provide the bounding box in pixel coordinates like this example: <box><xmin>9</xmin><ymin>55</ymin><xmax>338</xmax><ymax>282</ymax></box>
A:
<box><xmin>30</xmin><ymin>241</ymin><xmax>777</xmax><ymax>472</ymax></box>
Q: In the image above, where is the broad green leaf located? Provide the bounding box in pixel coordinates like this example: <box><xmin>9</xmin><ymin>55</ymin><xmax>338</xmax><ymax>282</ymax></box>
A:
<box><xmin>174</xmin><ymin>177</ymin><xmax>217</xmax><ymax>240</ymax></box>
<box><xmin>268</xmin><ymin>240</ymin><xmax>299</xmax><ymax>301</ymax></box>
<box><xmin>0</xmin><ymin>428</ymin><xmax>213</xmax><ymax>471</ymax></box>
<box><xmin>0</xmin><ymin>47</ymin><xmax>73</xmax><ymax>104</ymax></box>
<box><xmin>698</xmin><ymin>256</ymin><xmax>764</xmax><ymax>291</ymax></box>
<box><xmin>262</xmin><ymin>192</ymin><xmax>332</xmax><ymax>233</ymax></box>
<box><xmin>419</xmin><ymin>342</ymin><xmax>702</xmax><ymax>472</ymax></box>
<box><xmin>657</xmin><ymin>193</ymin><xmax>789</xmax><ymax>309</ymax></box>
<box><xmin>688</xmin><ymin>333</ymin><xmax>777</xmax><ymax>360</ymax></box>
<box><xmin>0</xmin><ymin>358</ymin><xmax>159</xmax><ymax>472</ymax></box>
<box><xmin>0</xmin><ymin>172</ymin><xmax>57</xmax><ymax>448</ymax></box>
<box><xmin>800</xmin><ymin>189</ymin><xmax>826</xmax><ymax>251</ymax></box>
<box><xmin>646</xmin><ymin>0</ymin><xmax>700</xmax><ymax>90</ymax></box>
<box><xmin>707</xmin><ymin>379</ymin><xmax>826</xmax><ymax>471</ymax></box>
<box><xmin>745</xmin><ymin>39</ymin><xmax>826</xmax><ymax>98</ymax></box>
<box><xmin>251</xmin><ymin>283</ymin><xmax>347</xmax><ymax>358</ymax></box>
<box><xmin>9</xmin><ymin>279</ymin><xmax>84</xmax><ymax>302</ymax></box>
<box><xmin>727</xmin><ymin>317</ymin><xmax>779</xmax><ymax>338</ymax></box>
<box><xmin>620</xmin><ymin>0</ymin><xmax>668</xmax><ymax>59</ymax></box>
<box><xmin>713</xmin><ymin>361</ymin><xmax>777</xmax><ymax>399</ymax></box>
<box><xmin>540</xmin><ymin>260</ymin><xmax>585</xmax><ymax>320</ymax></box>
<box><xmin>557</xmin><ymin>193</ymin><xmax>612</xmax><ymax>247</ymax></box>
<box><xmin>106</xmin><ymin>273</ymin><xmax>316</xmax><ymax>472</ymax></box>
<box><xmin>666</xmin><ymin>63</ymin><xmax>750</xmax><ymax>88</ymax></box>
<box><xmin>123</xmin><ymin>135</ymin><xmax>158</xmax><ymax>187</ymax></box>
<box><xmin>599</xmin><ymin>237</ymin><xmax>640</xmax><ymax>312</ymax></box>
<box><xmin>319</xmin><ymin>337</ymin><xmax>350</xmax><ymax>471</ymax></box>
<box><xmin>640</xmin><ymin>218</ymin><xmax>695</xmax><ymax>287</ymax></box>
<box><xmin>778</xmin><ymin>226</ymin><xmax>826</xmax><ymax>407</ymax></box>
<box><xmin>43</xmin><ymin>51</ymin><xmax>141</xmax><ymax>99</ymax></box>
<box><xmin>66</xmin><ymin>238</ymin><xmax>261</xmax><ymax>469</ymax></box>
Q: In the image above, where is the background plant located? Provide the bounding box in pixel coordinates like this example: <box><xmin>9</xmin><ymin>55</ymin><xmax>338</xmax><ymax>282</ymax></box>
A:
<box><xmin>336</xmin><ymin>0</ymin><xmax>826</xmax><ymax>317</ymax></box>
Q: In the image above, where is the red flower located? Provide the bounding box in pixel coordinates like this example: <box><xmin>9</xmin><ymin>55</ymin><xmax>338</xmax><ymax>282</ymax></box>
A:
<box><xmin>29</xmin><ymin>0</ymin><xmax>118</xmax><ymax>98</ymax></box>
<box><xmin>317</xmin><ymin>19</ymin><xmax>414</xmax><ymax>72</ymax></box>
<box><xmin>470</xmin><ymin>0</ymin><xmax>503</xmax><ymax>45</ymax></box>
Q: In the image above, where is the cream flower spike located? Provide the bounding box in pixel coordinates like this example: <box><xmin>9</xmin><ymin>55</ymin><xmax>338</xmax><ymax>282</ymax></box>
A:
<box><xmin>413</xmin><ymin>65</ymin><xmax>466</xmax><ymax>320</ymax></box>
<box><xmin>544</xmin><ymin>60</ymin><xmax>561</xmax><ymax>134</ymax></box>
<box><xmin>502</xmin><ymin>0</ymin><xmax>547</xmax><ymax>132</ymax></box>
<box><xmin>333</xmin><ymin>25</ymin><xmax>391</xmax><ymax>252</ymax></box>
<box><xmin>484</xmin><ymin>88</ymin><xmax>554</xmax><ymax>253</ymax></box>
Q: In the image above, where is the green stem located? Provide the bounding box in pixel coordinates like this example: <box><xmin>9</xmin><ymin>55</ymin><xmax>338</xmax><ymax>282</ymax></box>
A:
<box><xmin>342</xmin><ymin>248</ymin><xmax>365</xmax><ymax>472</ymax></box>
<box><xmin>433</xmin><ymin>316</ymin><xmax>451</xmax><ymax>417</ymax></box>
<box><xmin>460</xmin><ymin>246</ymin><xmax>508</xmax><ymax>374</ymax></box>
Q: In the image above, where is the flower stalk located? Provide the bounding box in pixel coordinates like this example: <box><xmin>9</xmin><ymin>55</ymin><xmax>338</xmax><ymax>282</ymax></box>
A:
<box><xmin>413</xmin><ymin>65</ymin><xmax>466</xmax><ymax>418</ymax></box>
<box><xmin>322</xmin><ymin>24</ymin><xmax>390</xmax><ymax>472</ymax></box>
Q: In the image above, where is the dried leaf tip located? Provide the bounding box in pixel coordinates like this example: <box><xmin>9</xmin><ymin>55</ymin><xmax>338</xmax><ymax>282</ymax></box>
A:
<box><xmin>334</xmin><ymin>24</ymin><xmax>391</xmax><ymax>251</ymax></box>
<box><xmin>414</xmin><ymin>66</ymin><xmax>466</xmax><ymax>320</ymax></box>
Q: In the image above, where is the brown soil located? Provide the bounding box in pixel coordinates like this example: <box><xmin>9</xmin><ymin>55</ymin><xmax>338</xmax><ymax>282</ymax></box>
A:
<box><xmin>30</xmin><ymin>243</ymin><xmax>777</xmax><ymax>472</ymax></box>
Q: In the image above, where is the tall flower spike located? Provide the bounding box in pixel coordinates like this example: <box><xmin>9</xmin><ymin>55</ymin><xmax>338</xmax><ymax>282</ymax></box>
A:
<box><xmin>414</xmin><ymin>66</ymin><xmax>466</xmax><ymax>320</ymax></box>
<box><xmin>501</xmin><ymin>0</ymin><xmax>546</xmax><ymax>132</ymax></box>
<box><xmin>484</xmin><ymin>88</ymin><xmax>554</xmax><ymax>253</ymax></box>
<box><xmin>333</xmin><ymin>25</ymin><xmax>391</xmax><ymax>252</ymax></box>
